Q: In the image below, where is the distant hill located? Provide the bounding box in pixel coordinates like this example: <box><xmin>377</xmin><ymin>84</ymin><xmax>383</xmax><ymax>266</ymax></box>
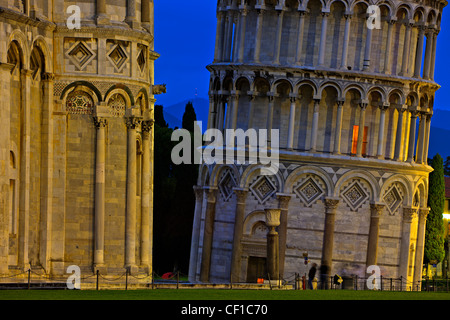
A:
<box><xmin>163</xmin><ymin>97</ymin><xmax>209</xmax><ymax>131</ymax></box>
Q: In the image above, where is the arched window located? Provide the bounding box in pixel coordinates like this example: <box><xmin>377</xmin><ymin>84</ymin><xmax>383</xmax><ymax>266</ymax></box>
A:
<box><xmin>107</xmin><ymin>93</ymin><xmax>127</xmax><ymax>117</ymax></box>
<box><xmin>66</xmin><ymin>90</ymin><xmax>94</xmax><ymax>115</ymax></box>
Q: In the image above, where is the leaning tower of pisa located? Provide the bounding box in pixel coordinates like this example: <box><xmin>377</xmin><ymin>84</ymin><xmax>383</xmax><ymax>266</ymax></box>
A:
<box><xmin>0</xmin><ymin>1</ymin><xmax>158</xmax><ymax>278</ymax></box>
<box><xmin>189</xmin><ymin>0</ymin><xmax>446</xmax><ymax>289</ymax></box>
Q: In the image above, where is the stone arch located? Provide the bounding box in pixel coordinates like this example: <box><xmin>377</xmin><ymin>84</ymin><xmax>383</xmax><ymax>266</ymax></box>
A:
<box><xmin>272</xmin><ymin>78</ymin><xmax>294</xmax><ymax>95</ymax></box>
<box><xmin>368</xmin><ymin>86</ymin><xmax>387</xmax><ymax>104</ymax></box>
<box><xmin>343</xmin><ymin>83</ymin><xmax>366</xmax><ymax>100</ymax></box>
<box><xmin>198</xmin><ymin>163</ymin><xmax>212</xmax><ymax>186</ymax></box>
<box><xmin>396</xmin><ymin>4</ymin><xmax>412</xmax><ymax>21</ymax></box>
<box><xmin>63</xmin><ymin>85</ymin><xmax>99</xmax><ymax>115</ymax></box>
<box><xmin>413</xmin><ymin>177</ymin><xmax>428</xmax><ymax>208</ymax></box>
<box><xmin>8</xmin><ymin>29</ymin><xmax>29</xmax><ymax>70</ymax></box>
<box><xmin>30</xmin><ymin>44</ymin><xmax>46</xmax><ymax>81</ymax></box>
<box><xmin>105</xmin><ymin>84</ymin><xmax>135</xmax><ymax>106</ymax></box>
<box><xmin>240</xmin><ymin>164</ymin><xmax>283</xmax><ymax>204</ymax></box>
<box><xmin>210</xmin><ymin>163</ymin><xmax>240</xmax><ymax>188</ymax></box>
<box><xmin>31</xmin><ymin>36</ymin><xmax>53</xmax><ymax>74</ymax></box>
<box><xmin>387</xmin><ymin>88</ymin><xmax>406</xmax><ymax>105</ymax></box>
<box><xmin>376</xmin><ymin>0</ymin><xmax>395</xmax><ymax>18</ymax></box>
<box><xmin>334</xmin><ymin>169</ymin><xmax>380</xmax><ymax>205</ymax></box>
<box><xmin>243</xmin><ymin>210</ymin><xmax>268</xmax><ymax>237</ymax></box>
<box><xmin>136</xmin><ymin>88</ymin><xmax>149</xmax><ymax>113</ymax></box>
<box><xmin>318</xmin><ymin>81</ymin><xmax>342</xmax><ymax>99</ymax></box>
<box><xmin>252</xmin><ymin>76</ymin><xmax>271</xmax><ymax>94</ymax></box>
<box><xmin>380</xmin><ymin>174</ymin><xmax>413</xmax><ymax>214</ymax></box>
<box><xmin>413</xmin><ymin>6</ymin><xmax>426</xmax><ymax>23</ymax></box>
<box><xmin>284</xmin><ymin>165</ymin><xmax>334</xmax><ymax>199</ymax></box>
<box><xmin>295</xmin><ymin>80</ymin><xmax>319</xmax><ymax>96</ymax></box>
<box><xmin>60</xmin><ymin>81</ymin><xmax>102</xmax><ymax>103</ymax></box>
<box><xmin>235</xmin><ymin>76</ymin><xmax>251</xmax><ymax>92</ymax></box>
<box><xmin>105</xmin><ymin>88</ymin><xmax>132</xmax><ymax>117</ymax></box>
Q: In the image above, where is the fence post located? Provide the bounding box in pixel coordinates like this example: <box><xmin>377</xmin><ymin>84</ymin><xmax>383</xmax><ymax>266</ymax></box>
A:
<box><xmin>380</xmin><ymin>275</ymin><xmax>383</xmax><ymax>291</ymax></box>
<box><xmin>125</xmin><ymin>268</ymin><xmax>128</xmax><ymax>290</ymax></box>
<box><xmin>177</xmin><ymin>271</ymin><xmax>179</xmax><ymax>289</ymax></box>
<box><xmin>27</xmin><ymin>268</ymin><xmax>31</xmax><ymax>290</ymax></box>
<box><xmin>96</xmin><ymin>269</ymin><xmax>99</xmax><ymax>291</ymax></box>
<box><xmin>268</xmin><ymin>273</ymin><xmax>272</xmax><ymax>290</ymax></box>
<box><xmin>151</xmin><ymin>272</ymin><xmax>154</xmax><ymax>290</ymax></box>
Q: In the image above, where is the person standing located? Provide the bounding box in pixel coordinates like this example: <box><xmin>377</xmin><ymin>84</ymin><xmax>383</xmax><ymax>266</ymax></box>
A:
<box><xmin>308</xmin><ymin>263</ymin><xmax>317</xmax><ymax>290</ymax></box>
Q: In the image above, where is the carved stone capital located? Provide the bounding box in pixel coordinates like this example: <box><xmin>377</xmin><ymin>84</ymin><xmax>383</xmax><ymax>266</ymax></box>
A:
<box><xmin>141</xmin><ymin>120</ymin><xmax>154</xmax><ymax>134</ymax></box>
<box><xmin>94</xmin><ymin>117</ymin><xmax>108</xmax><ymax>129</ymax></box>
<box><xmin>204</xmin><ymin>187</ymin><xmax>218</xmax><ymax>203</ymax></box>
<box><xmin>126</xmin><ymin>117</ymin><xmax>142</xmax><ymax>130</ymax></box>
<box><xmin>370</xmin><ymin>202</ymin><xmax>385</xmax><ymax>218</ymax></box>
<box><xmin>324</xmin><ymin>197</ymin><xmax>340</xmax><ymax>211</ymax></box>
<box><xmin>276</xmin><ymin>193</ymin><xmax>292</xmax><ymax>209</ymax></box>
<box><xmin>233</xmin><ymin>188</ymin><xmax>248</xmax><ymax>204</ymax></box>
<box><xmin>418</xmin><ymin>207</ymin><xmax>430</xmax><ymax>221</ymax></box>
<box><xmin>402</xmin><ymin>207</ymin><xmax>418</xmax><ymax>223</ymax></box>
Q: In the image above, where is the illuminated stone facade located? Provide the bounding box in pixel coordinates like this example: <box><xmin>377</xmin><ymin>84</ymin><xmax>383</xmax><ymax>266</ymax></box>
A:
<box><xmin>189</xmin><ymin>0</ymin><xmax>445</xmax><ymax>290</ymax></box>
<box><xmin>0</xmin><ymin>0</ymin><xmax>158</xmax><ymax>277</ymax></box>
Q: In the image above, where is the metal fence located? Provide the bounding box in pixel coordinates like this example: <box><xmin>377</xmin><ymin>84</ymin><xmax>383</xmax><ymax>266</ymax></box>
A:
<box><xmin>0</xmin><ymin>269</ymin><xmax>450</xmax><ymax>292</ymax></box>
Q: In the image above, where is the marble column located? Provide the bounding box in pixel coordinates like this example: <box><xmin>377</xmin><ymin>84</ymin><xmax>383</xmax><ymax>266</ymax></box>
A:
<box><xmin>253</xmin><ymin>7</ymin><xmax>266</xmax><ymax>63</ymax></box>
<box><xmin>363</xmin><ymin>20</ymin><xmax>373</xmax><ymax>71</ymax></box>
<box><xmin>416</xmin><ymin>112</ymin><xmax>427</xmax><ymax>164</ymax></box>
<box><xmin>366</xmin><ymin>203</ymin><xmax>384</xmax><ymax>268</ymax></box>
<box><xmin>96</xmin><ymin>0</ymin><xmax>109</xmax><ymax>24</ymax></box>
<box><xmin>93</xmin><ymin>117</ymin><xmax>107</xmax><ymax>271</ymax></box>
<box><xmin>318</xmin><ymin>12</ymin><xmax>329</xmax><ymax>66</ymax></box>
<box><xmin>247</xmin><ymin>93</ymin><xmax>256</xmax><ymax>129</ymax></box>
<box><xmin>423</xmin><ymin>29</ymin><xmax>434</xmax><ymax>80</ymax></box>
<box><xmin>356</xmin><ymin>102</ymin><xmax>368</xmax><ymax>157</ymax></box>
<box><xmin>0</xmin><ymin>63</ymin><xmax>12</xmax><ymax>274</ymax></box>
<box><xmin>266</xmin><ymin>94</ymin><xmax>275</xmax><ymax>145</ymax></box>
<box><xmin>125</xmin><ymin>0</ymin><xmax>140</xmax><ymax>29</ymax></box>
<box><xmin>125</xmin><ymin>116</ymin><xmax>141</xmax><ymax>273</ymax></box>
<box><xmin>399</xmin><ymin>207</ymin><xmax>417</xmax><ymax>287</ymax></box>
<box><xmin>310</xmin><ymin>99</ymin><xmax>320</xmax><ymax>152</ymax></box>
<box><xmin>265</xmin><ymin>209</ymin><xmax>281</xmax><ymax>281</ymax></box>
<box><xmin>376</xmin><ymin>104</ymin><xmax>388</xmax><ymax>159</ymax></box>
<box><xmin>423</xmin><ymin>112</ymin><xmax>432</xmax><ymax>164</ymax></box>
<box><xmin>340</xmin><ymin>14</ymin><xmax>352</xmax><ymax>70</ymax></box>
<box><xmin>140</xmin><ymin>120</ymin><xmax>153</xmax><ymax>272</ymax></box>
<box><xmin>414</xmin><ymin>26</ymin><xmax>425</xmax><ymax>78</ymax></box>
<box><xmin>273</xmin><ymin>9</ymin><xmax>285</xmax><ymax>65</ymax></box>
<box><xmin>295</xmin><ymin>11</ymin><xmax>306</xmax><ymax>65</ymax></box>
<box><xmin>333</xmin><ymin>100</ymin><xmax>344</xmax><ymax>154</ymax></box>
<box><xmin>287</xmin><ymin>96</ymin><xmax>297</xmax><ymax>150</ymax></box>
<box><xmin>413</xmin><ymin>208</ymin><xmax>429</xmax><ymax>290</ymax></box>
<box><xmin>230</xmin><ymin>92</ymin><xmax>240</xmax><ymax>130</ymax></box>
<box><xmin>18</xmin><ymin>69</ymin><xmax>31</xmax><ymax>270</ymax></box>
<box><xmin>407</xmin><ymin>110</ymin><xmax>418</xmax><ymax>163</ymax></box>
<box><xmin>237</xmin><ymin>6</ymin><xmax>248</xmax><ymax>63</ymax></box>
<box><xmin>383</xmin><ymin>19</ymin><xmax>395</xmax><ymax>74</ymax></box>
<box><xmin>321</xmin><ymin>198</ymin><xmax>340</xmax><ymax>288</ymax></box>
<box><xmin>400</xmin><ymin>22</ymin><xmax>412</xmax><ymax>76</ymax></box>
<box><xmin>188</xmin><ymin>186</ymin><xmax>204</xmax><ymax>282</ymax></box>
<box><xmin>230</xmin><ymin>188</ymin><xmax>248</xmax><ymax>283</ymax></box>
<box><xmin>277</xmin><ymin>194</ymin><xmax>292</xmax><ymax>280</ymax></box>
<box><xmin>429</xmin><ymin>31</ymin><xmax>438</xmax><ymax>80</ymax></box>
<box><xmin>39</xmin><ymin>73</ymin><xmax>54</xmax><ymax>273</ymax></box>
<box><xmin>394</xmin><ymin>106</ymin><xmax>406</xmax><ymax>161</ymax></box>
<box><xmin>200</xmin><ymin>187</ymin><xmax>218</xmax><ymax>282</ymax></box>
<box><xmin>215</xmin><ymin>11</ymin><xmax>226</xmax><ymax>62</ymax></box>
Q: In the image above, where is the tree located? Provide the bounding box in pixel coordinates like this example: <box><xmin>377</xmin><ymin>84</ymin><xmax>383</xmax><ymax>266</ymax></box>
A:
<box><xmin>182</xmin><ymin>101</ymin><xmax>197</xmax><ymax>132</ymax></box>
<box><xmin>424</xmin><ymin>153</ymin><xmax>446</xmax><ymax>265</ymax></box>
<box><xmin>154</xmin><ymin>104</ymin><xmax>168</xmax><ymax>128</ymax></box>
<box><xmin>444</xmin><ymin>156</ymin><xmax>450</xmax><ymax>177</ymax></box>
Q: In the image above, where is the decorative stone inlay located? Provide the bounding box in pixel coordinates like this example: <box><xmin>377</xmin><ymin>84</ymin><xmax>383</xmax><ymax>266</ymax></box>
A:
<box><xmin>341</xmin><ymin>180</ymin><xmax>369</xmax><ymax>211</ymax></box>
<box><xmin>383</xmin><ymin>184</ymin><xmax>403</xmax><ymax>215</ymax></box>
<box><xmin>108</xmin><ymin>44</ymin><xmax>128</xmax><ymax>72</ymax></box>
<box><xmin>67</xmin><ymin>41</ymin><xmax>96</xmax><ymax>70</ymax></box>
<box><xmin>107</xmin><ymin>93</ymin><xmax>127</xmax><ymax>117</ymax></box>
<box><xmin>137</xmin><ymin>47</ymin><xmax>146</xmax><ymax>72</ymax></box>
<box><xmin>218</xmin><ymin>170</ymin><xmax>237</xmax><ymax>201</ymax></box>
<box><xmin>250</xmin><ymin>176</ymin><xmax>276</xmax><ymax>204</ymax></box>
<box><xmin>294</xmin><ymin>177</ymin><xmax>324</xmax><ymax>207</ymax></box>
<box><xmin>66</xmin><ymin>91</ymin><xmax>94</xmax><ymax>115</ymax></box>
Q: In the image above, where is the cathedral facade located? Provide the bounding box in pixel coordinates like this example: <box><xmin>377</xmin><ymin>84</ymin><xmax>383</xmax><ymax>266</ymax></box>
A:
<box><xmin>0</xmin><ymin>0</ymin><xmax>157</xmax><ymax>277</ymax></box>
<box><xmin>189</xmin><ymin>0</ymin><xmax>445</xmax><ymax>289</ymax></box>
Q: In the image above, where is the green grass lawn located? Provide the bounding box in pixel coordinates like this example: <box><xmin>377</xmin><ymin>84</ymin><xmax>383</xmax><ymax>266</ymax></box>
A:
<box><xmin>0</xmin><ymin>289</ymin><xmax>449</xmax><ymax>300</ymax></box>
